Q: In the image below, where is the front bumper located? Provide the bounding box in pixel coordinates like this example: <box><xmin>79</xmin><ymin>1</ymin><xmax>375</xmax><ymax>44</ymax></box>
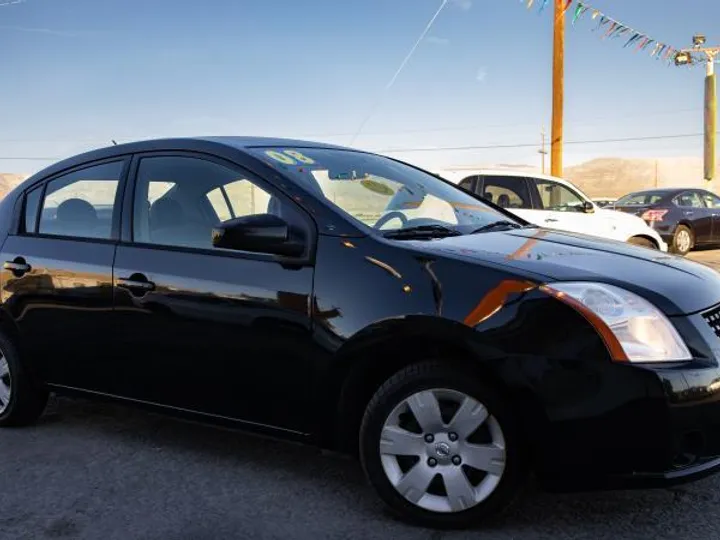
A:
<box><xmin>533</xmin><ymin>309</ymin><xmax>720</xmax><ymax>492</ymax></box>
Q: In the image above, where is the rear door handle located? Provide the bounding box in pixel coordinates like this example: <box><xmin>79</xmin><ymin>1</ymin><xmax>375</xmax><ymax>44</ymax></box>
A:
<box><xmin>117</xmin><ymin>274</ymin><xmax>155</xmax><ymax>294</ymax></box>
<box><xmin>3</xmin><ymin>260</ymin><xmax>31</xmax><ymax>277</ymax></box>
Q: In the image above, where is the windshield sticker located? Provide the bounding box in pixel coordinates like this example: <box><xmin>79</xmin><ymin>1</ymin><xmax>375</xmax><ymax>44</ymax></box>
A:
<box><xmin>360</xmin><ymin>179</ymin><xmax>395</xmax><ymax>196</ymax></box>
<box><xmin>264</xmin><ymin>149</ymin><xmax>316</xmax><ymax>166</ymax></box>
<box><xmin>283</xmin><ymin>150</ymin><xmax>315</xmax><ymax>164</ymax></box>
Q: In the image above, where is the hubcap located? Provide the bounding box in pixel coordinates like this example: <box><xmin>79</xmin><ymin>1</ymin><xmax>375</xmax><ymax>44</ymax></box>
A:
<box><xmin>677</xmin><ymin>230</ymin><xmax>691</xmax><ymax>253</ymax></box>
<box><xmin>379</xmin><ymin>388</ymin><xmax>506</xmax><ymax>513</ymax></box>
<box><xmin>0</xmin><ymin>355</ymin><xmax>11</xmax><ymax>414</ymax></box>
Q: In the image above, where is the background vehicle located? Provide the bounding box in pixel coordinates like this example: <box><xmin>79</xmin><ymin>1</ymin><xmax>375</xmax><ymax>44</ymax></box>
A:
<box><xmin>613</xmin><ymin>187</ymin><xmax>720</xmax><ymax>256</ymax></box>
<box><xmin>4</xmin><ymin>138</ymin><xmax>720</xmax><ymax>530</ymax></box>
<box><xmin>592</xmin><ymin>197</ymin><xmax>616</xmax><ymax>208</ymax></box>
<box><xmin>435</xmin><ymin>169</ymin><xmax>667</xmax><ymax>251</ymax></box>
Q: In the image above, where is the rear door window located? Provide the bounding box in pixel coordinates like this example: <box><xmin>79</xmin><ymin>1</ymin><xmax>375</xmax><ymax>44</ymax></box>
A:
<box><xmin>479</xmin><ymin>175</ymin><xmax>532</xmax><ymax>209</ymax></box>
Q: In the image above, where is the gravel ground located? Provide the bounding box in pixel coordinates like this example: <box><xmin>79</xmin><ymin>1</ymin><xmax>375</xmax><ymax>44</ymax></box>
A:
<box><xmin>2</xmin><ymin>250</ymin><xmax>719</xmax><ymax>540</ymax></box>
<box><xmin>1</xmin><ymin>396</ymin><xmax>720</xmax><ymax>540</ymax></box>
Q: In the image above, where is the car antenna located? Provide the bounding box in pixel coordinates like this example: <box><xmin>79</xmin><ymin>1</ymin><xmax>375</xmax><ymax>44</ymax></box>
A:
<box><xmin>111</xmin><ymin>139</ymin><xmax>118</xmax><ymax>146</ymax></box>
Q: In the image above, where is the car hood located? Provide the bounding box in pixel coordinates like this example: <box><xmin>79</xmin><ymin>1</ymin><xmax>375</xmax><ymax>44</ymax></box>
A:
<box><xmin>400</xmin><ymin>227</ymin><xmax>720</xmax><ymax>316</ymax></box>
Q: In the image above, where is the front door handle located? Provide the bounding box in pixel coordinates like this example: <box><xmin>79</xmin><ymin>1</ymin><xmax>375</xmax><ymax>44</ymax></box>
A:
<box><xmin>3</xmin><ymin>259</ymin><xmax>31</xmax><ymax>277</ymax></box>
<box><xmin>117</xmin><ymin>274</ymin><xmax>155</xmax><ymax>294</ymax></box>
<box><xmin>544</xmin><ymin>218</ymin><xmax>558</xmax><ymax>223</ymax></box>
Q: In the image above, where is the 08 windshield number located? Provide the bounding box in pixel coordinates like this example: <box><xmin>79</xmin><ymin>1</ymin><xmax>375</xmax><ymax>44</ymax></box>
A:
<box><xmin>265</xmin><ymin>150</ymin><xmax>315</xmax><ymax>165</ymax></box>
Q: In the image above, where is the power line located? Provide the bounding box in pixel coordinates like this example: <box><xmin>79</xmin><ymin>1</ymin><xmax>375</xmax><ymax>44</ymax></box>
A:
<box><xmin>0</xmin><ymin>132</ymin><xmax>717</xmax><ymax>161</ymax></box>
<box><xmin>0</xmin><ymin>107</ymin><xmax>704</xmax><ymax>145</ymax></box>
<box><xmin>348</xmin><ymin>0</ymin><xmax>449</xmax><ymax>146</ymax></box>
<box><xmin>377</xmin><ymin>132</ymin><xmax>718</xmax><ymax>153</ymax></box>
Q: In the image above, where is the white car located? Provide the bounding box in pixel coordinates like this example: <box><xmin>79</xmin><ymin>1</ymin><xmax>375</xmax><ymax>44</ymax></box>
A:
<box><xmin>435</xmin><ymin>169</ymin><xmax>668</xmax><ymax>252</ymax></box>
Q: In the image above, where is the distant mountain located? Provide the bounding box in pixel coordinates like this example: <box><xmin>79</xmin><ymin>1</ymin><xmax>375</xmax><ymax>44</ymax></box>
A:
<box><xmin>0</xmin><ymin>174</ymin><xmax>28</xmax><ymax>197</ymax></box>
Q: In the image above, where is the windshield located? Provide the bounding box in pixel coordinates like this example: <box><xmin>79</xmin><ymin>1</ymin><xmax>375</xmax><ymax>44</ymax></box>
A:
<box><xmin>248</xmin><ymin>147</ymin><xmax>516</xmax><ymax>233</ymax></box>
<box><xmin>616</xmin><ymin>192</ymin><xmax>666</xmax><ymax>206</ymax></box>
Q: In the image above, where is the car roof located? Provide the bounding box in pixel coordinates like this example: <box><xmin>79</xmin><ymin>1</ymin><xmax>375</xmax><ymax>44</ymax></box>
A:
<box><xmin>618</xmin><ymin>188</ymin><xmax>690</xmax><ymax>198</ymax></box>
<box><xmin>15</xmin><ymin>136</ymin><xmax>358</xmax><ymax>192</ymax></box>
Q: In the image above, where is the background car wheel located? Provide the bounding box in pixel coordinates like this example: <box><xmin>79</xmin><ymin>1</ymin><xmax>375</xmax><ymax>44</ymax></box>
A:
<box><xmin>359</xmin><ymin>361</ymin><xmax>527</xmax><ymax>529</ymax></box>
<box><xmin>0</xmin><ymin>330</ymin><xmax>48</xmax><ymax>427</ymax></box>
<box><xmin>627</xmin><ymin>236</ymin><xmax>658</xmax><ymax>249</ymax></box>
<box><xmin>671</xmin><ymin>225</ymin><xmax>693</xmax><ymax>256</ymax></box>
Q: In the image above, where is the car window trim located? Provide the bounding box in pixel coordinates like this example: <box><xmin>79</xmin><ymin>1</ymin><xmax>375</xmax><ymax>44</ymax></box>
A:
<box><xmin>15</xmin><ymin>156</ymin><xmax>131</xmax><ymax>242</ymax></box>
<box><xmin>121</xmin><ymin>150</ymin><xmax>317</xmax><ymax>266</ymax></box>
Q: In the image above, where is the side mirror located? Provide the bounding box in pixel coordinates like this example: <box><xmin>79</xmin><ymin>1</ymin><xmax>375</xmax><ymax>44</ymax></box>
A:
<box><xmin>212</xmin><ymin>214</ymin><xmax>305</xmax><ymax>257</ymax></box>
<box><xmin>582</xmin><ymin>201</ymin><xmax>595</xmax><ymax>213</ymax></box>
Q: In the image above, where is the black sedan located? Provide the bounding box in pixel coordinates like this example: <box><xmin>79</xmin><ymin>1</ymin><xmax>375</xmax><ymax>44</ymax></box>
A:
<box><xmin>3</xmin><ymin>138</ymin><xmax>720</xmax><ymax>529</ymax></box>
<box><xmin>613</xmin><ymin>187</ymin><xmax>720</xmax><ymax>256</ymax></box>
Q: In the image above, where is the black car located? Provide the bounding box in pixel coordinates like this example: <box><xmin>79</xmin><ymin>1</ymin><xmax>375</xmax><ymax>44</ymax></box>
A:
<box><xmin>614</xmin><ymin>187</ymin><xmax>720</xmax><ymax>256</ymax></box>
<box><xmin>3</xmin><ymin>138</ymin><xmax>720</xmax><ymax>529</ymax></box>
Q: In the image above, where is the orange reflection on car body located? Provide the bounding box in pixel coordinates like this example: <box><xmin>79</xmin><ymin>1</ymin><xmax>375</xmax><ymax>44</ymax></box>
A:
<box><xmin>463</xmin><ymin>279</ymin><xmax>538</xmax><ymax>327</ymax></box>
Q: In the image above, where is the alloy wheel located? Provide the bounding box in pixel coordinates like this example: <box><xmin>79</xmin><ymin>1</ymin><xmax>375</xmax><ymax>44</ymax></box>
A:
<box><xmin>0</xmin><ymin>355</ymin><xmax>11</xmax><ymax>414</ymax></box>
<box><xmin>677</xmin><ymin>230</ymin><xmax>692</xmax><ymax>253</ymax></box>
<box><xmin>379</xmin><ymin>388</ymin><xmax>506</xmax><ymax>513</ymax></box>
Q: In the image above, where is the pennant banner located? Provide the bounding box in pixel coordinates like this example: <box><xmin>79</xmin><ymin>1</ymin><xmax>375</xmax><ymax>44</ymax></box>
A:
<box><xmin>526</xmin><ymin>0</ymin><xmax>700</xmax><ymax>66</ymax></box>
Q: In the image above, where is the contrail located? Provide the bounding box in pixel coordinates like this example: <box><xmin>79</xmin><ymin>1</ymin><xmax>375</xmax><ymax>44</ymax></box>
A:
<box><xmin>348</xmin><ymin>0</ymin><xmax>449</xmax><ymax>146</ymax></box>
<box><xmin>0</xmin><ymin>0</ymin><xmax>26</xmax><ymax>7</ymax></box>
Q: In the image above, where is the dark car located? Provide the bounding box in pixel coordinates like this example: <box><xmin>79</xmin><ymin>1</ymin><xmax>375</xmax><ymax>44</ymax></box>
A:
<box><xmin>614</xmin><ymin>187</ymin><xmax>720</xmax><ymax>256</ymax></box>
<box><xmin>4</xmin><ymin>138</ymin><xmax>720</xmax><ymax>529</ymax></box>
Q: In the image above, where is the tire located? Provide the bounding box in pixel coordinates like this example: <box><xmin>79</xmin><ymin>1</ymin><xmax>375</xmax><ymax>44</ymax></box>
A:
<box><xmin>627</xmin><ymin>236</ymin><xmax>657</xmax><ymax>249</ymax></box>
<box><xmin>359</xmin><ymin>361</ymin><xmax>527</xmax><ymax>529</ymax></box>
<box><xmin>0</xmin><ymin>330</ymin><xmax>48</xmax><ymax>427</ymax></box>
<box><xmin>670</xmin><ymin>225</ymin><xmax>693</xmax><ymax>256</ymax></box>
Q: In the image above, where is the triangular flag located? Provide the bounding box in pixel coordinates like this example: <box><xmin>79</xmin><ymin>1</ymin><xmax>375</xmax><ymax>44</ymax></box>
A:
<box><xmin>623</xmin><ymin>33</ymin><xmax>640</xmax><ymax>48</ymax></box>
<box><xmin>572</xmin><ymin>2</ymin><xmax>584</xmax><ymax>25</ymax></box>
<box><xmin>538</xmin><ymin>0</ymin><xmax>548</xmax><ymax>13</ymax></box>
<box><xmin>635</xmin><ymin>36</ymin><xmax>649</xmax><ymax>51</ymax></box>
<box><xmin>527</xmin><ymin>0</ymin><xmax>534</xmax><ymax>9</ymax></box>
<box><xmin>591</xmin><ymin>9</ymin><xmax>600</xmax><ymax>19</ymax></box>
<box><xmin>564</xmin><ymin>0</ymin><xmax>573</xmax><ymax>11</ymax></box>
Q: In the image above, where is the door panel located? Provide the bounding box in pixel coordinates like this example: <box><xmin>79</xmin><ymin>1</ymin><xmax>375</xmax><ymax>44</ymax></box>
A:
<box><xmin>1</xmin><ymin>237</ymin><xmax>116</xmax><ymax>389</ymax></box>
<box><xmin>113</xmin><ymin>246</ymin><xmax>316</xmax><ymax>431</ymax></box>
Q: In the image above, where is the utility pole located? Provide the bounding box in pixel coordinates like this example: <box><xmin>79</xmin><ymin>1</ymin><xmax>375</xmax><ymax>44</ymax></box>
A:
<box><xmin>551</xmin><ymin>0</ymin><xmax>565</xmax><ymax>178</ymax></box>
<box><xmin>674</xmin><ymin>36</ymin><xmax>718</xmax><ymax>189</ymax></box>
<box><xmin>539</xmin><ymin>127</ymin><xmax>548</xmax><ymax>174</ymax></box>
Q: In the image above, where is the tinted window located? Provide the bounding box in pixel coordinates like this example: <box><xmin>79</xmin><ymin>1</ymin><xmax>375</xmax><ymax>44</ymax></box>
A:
<box><xmin>23</xmin><ymin>186</ymin><xmax>42</xmax><ymax>234</ymax></box>
<box><xmin>701</xmin><ymin>192</ymin><xmax>720</xmax><ymax>209</ymax></box>
<box><xmin>480</xmin><ymin>176</ymin><xmax>531</xmax><ymax>209</ymax></box>
<box><xmin>674</xmin><ymin>191</ymin><xmax>704</xmax><ymax>208</ymax></box>
<box><xmin>533</xmin><ymin>179</ymin><xmax>585</xmax><ymax>212</ymax></box>
<box><xmin>37</xmin><ymin>161</ymin><xmax>124</xmax><ymax>239</ymax></box>
<box><xmin>615</xmin><ymin>192</ymin><xmax>666</xmax><ymax>206</ymax></box>
<box><xmin>132</xmin><ymin>156</ymin><xmax>300</xmax><ymax>251</ymax></box>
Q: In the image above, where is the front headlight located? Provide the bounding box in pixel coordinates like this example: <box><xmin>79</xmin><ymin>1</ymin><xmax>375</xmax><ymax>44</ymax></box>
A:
<box><xmin>542</xmin><ymin>282</ymin><xmax>692</xmax><ymax>363</ymax></box>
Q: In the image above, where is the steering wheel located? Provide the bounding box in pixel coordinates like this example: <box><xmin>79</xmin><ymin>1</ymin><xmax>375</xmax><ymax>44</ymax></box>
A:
<box><xmin>374</xmin><ymin>211</ymin><xmax>408</xmax><ymax>229</ymax></box>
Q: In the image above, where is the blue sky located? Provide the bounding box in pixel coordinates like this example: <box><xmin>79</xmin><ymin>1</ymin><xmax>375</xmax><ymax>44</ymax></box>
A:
<box><xmin>0</xmin><ymin>0</ymin><xmax>717</xmax><ymax>174</ymax></box>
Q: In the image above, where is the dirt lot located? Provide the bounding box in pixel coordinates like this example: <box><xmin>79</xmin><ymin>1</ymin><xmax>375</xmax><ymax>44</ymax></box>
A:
<box><xmin>688</xmin><ymin>249</ymin><xmax>720</xmax><ymax>271</ymax></box>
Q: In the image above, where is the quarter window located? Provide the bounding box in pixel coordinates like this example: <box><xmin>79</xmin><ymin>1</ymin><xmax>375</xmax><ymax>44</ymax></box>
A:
<box><xmin>23</xmin><ymin>186</ymin><xmax>42</xmax><ymax>234</ymax></box>
<box><xmin>36</xmin><ymin>161</ymin><xmax>124</xmax><ymax>239</ymax></box>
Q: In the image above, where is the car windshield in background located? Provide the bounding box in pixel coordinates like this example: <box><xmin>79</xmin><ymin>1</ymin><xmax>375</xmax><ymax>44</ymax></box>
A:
<box><xmin>616</xmin><ymin>192</ymin><xmax>666</xmax><ymax>206</ymax></box>
<box><xmin>248</xmin><ymin>147</ymin><xmax>516</xmax><ymax>234</ymax></box>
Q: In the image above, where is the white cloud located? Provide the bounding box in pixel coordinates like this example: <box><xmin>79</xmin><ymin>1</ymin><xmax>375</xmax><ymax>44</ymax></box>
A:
<box><xmin>426</xmin><ymin>36</ymin><xmax>450</xmax><ymax>45</ymax></box>
<box><xmin>475</xmin><ymin>67</ymin><xmax>488</xmax><ymax>82</ymax></box>
<box><xmin>450</xmin><ymin>0</ymin><xmax>472</xmax><ymax>11</ymax></box>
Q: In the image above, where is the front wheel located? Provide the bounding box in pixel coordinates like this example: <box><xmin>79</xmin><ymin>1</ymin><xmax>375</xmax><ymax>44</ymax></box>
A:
<box><xmin>359</xmin><ymin>362</ymin><xmax>527</xmax><ymax>529</ymax></box>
